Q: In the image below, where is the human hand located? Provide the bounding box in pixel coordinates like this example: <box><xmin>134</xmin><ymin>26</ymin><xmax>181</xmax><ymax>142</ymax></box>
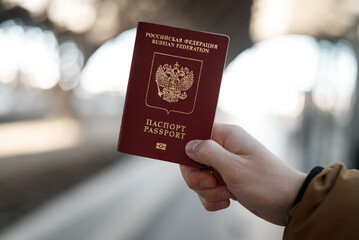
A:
<box><xmin>180</xmin><ymin>123</ymin><xmax>306</xmax><ymax>226</ymax></box>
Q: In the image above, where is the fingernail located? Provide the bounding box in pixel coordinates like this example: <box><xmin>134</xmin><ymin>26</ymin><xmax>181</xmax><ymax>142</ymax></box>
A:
<box><xmin>185</xmin><ymin>140</ymin><xmax>201</xmax><ymax>157</ymax></box>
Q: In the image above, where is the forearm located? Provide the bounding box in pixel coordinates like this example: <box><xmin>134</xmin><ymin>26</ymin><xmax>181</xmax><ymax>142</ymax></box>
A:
<box><xmin>284</xmin><ymin>163</ymin><xmax>359</xmax><ymax>240</ymax></box>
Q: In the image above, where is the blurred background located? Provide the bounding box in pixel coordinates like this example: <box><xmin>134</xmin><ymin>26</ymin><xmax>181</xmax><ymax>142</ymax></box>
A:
<box><xmin>0</xmin><ymin>0</ymin><xmax>359</xmax><ymax>239</ymax></box>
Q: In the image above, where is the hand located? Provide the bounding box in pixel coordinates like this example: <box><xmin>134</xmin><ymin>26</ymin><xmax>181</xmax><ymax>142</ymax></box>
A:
<box><xmin>180</xmin><ymin>123</ymin><xmax>306</xmax><ymax>226</ymax></box>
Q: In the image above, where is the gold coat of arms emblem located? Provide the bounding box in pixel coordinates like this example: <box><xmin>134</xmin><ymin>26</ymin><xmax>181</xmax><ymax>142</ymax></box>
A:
<box><xmin>155</xmin><ymin>62</ymin><xmax>194</xmax><ymax>103</ymax></box>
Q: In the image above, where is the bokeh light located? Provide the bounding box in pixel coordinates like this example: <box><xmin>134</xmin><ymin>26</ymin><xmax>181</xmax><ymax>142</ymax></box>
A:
<box><xmin>0</xmin><ymin>20</ymin><xmax>22</xmax><ymax>86</ymax></box>
<box><xmin>78</xmin><ymin>28</ymin><xmax>136</xmax><ymax>95</ymax></box>
<box><xmin>48</xmin><ymin>0</ymin><xmax>97</xmax><ymax>33</ymax></box>
<box><xmin>312</xmin><ymin>40</ymin><xmax>357</xmax><ymax>117</ymax></box>
<box><xmin>21</xmin><ymin>28</ymin><xmax>60</xmax><ymax>89</ymax></box>
<box><xmin>220</xmin><ymin>35</ymin><xmax>319</xmax><ymax>119</ymax></box>
<box><xmin>220</xmin><ymin>35</ymin><xmax>357</xmax><ymax>120</ymax></box>
<box><xmin>59</xmin><ymin>40</ymin><xmax>84</xmax><ymax>91</ymax></box>
<box><xmin>0</xmin><ymin>19</ymin><xmax>60</xmax><ymax>90</ymax></box>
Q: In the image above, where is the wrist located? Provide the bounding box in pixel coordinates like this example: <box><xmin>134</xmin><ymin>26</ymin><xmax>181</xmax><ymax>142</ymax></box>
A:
<box><xmin>282</xmin><ymin>166</ymin><xmax>324</xmax><ymax>224</ymax></box>
<box><xmin>291</xmin><ymin>166</ymin><xmax>324</xmax><ymax>207</ymax></box>
<box><xmin>281</xmin><ymin>169</ymin><xmax>307</xmax><ymax>225</ymax></box>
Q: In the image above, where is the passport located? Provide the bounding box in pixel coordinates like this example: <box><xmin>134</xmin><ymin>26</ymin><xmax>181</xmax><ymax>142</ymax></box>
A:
<box><xmin>117</xmin><ymin>22</ymin><xmax>229</xmax><ymax>168</ymax></box>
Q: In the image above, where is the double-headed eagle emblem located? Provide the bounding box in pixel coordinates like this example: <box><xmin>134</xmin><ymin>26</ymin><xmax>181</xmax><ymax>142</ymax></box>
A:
<box><xmin>155</xmin><ymin>62</ymin><xmax>194</xmax><ymax>103</ymax></box>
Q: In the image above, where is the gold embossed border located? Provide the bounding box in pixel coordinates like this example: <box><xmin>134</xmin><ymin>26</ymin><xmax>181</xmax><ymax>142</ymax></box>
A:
<box><xmin>145</xmin><ymin>52</ymin><xmax>203</xmax><ymax>115</ymax></box>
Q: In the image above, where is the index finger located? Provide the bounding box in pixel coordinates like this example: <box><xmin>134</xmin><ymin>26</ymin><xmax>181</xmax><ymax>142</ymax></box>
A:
<box><xmin>179</xmin><ymin>165</ymin><xmax>217</xmax><ymax>190</ymax></box>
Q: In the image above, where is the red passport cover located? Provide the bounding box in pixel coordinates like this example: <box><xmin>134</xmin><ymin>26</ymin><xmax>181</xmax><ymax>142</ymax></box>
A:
<box><xmin>117</xmin><ymin>22</ymin><xmax>229</xmax><ymax>168</ymax></box>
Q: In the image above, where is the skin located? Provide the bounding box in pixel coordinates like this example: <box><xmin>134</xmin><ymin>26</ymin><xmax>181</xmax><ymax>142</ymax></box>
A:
<box><xmin>180</xmin><ymin>123</ymin><xmax>306</xmax><ymax>226</ymax></box>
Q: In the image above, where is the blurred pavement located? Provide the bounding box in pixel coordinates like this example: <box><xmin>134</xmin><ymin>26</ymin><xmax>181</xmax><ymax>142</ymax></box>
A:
<box><xmin>0</xmin><ymin>156</ymin><xmax>284</xmax><ymax>240</ymax></box>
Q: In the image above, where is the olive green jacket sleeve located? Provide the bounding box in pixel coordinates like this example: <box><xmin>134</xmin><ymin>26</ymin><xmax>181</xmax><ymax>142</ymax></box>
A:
<box><xmin>283</xmin><ymin>163</ymin><xmax>359</xmax><ymax>240</ymax></box>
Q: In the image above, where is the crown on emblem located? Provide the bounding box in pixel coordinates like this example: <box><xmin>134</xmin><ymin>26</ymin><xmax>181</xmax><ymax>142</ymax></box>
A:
<box><xmin>173</xmin><ymin>62</ymin><xmax>180</xmax><ymax>70</ymax></box>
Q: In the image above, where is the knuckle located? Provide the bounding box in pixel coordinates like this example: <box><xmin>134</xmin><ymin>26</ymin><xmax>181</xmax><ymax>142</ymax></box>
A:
<box><xmin>186</xmin><ymin>178</ymin><xmax>199</xmax><ymax>190</ymax></box>
<box><xmin>197</xmin><ymin>189</ymin><xmax>212</xmax><ymax>201</ymax></box>
<box><xmin>202</xmin><ymin>201</ymin><xmax>216</xmax><ymax>212</ymax></box>
<box><xmin>199</xmin><ymin>196</ymin><xmax>218</xmax><ymax>212</ymax></box>
<box><xmin>198</xmin><ymin>189</ymin><xmax>221</xmax><ymax>202</ymax></box>
<box><xmin>204</xmin><ymin>205</ymin><xmax>215</xmax><ymax>212</ymax></box>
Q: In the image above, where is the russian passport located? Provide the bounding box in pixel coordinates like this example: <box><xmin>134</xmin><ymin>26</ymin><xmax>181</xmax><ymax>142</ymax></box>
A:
<box><xmin>117</xmin><ymin>22</ymin><xmax>229</xmax><ymax>168</ymax></box>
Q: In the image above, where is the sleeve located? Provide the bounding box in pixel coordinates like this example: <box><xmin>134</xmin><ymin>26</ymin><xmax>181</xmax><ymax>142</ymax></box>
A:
<box><xmin>283</xmin><ymin>163</ymin><xmax>359</xmax><ymax>240</ymax></box>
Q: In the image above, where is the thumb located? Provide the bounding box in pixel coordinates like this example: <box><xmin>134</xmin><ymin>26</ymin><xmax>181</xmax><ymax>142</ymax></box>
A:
<box><xmin>185</xmin><ymin>139</ymin><xmax>238</xmax><ymax>176</ymax></box>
